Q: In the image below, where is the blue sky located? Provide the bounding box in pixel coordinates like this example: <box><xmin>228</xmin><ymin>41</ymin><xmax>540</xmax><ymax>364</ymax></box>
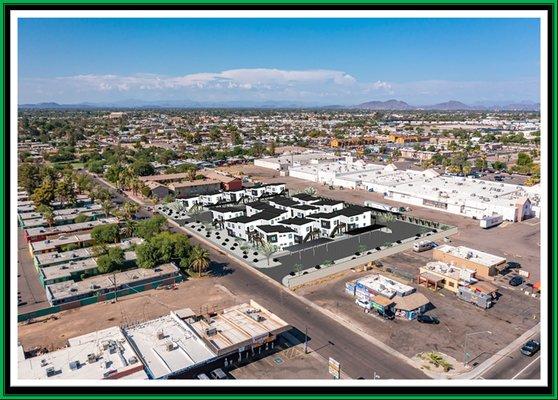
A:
<box><xmin>18</xmin><ymin>18</ymin><xmax>541</xmax><ymax>104</ymax></box>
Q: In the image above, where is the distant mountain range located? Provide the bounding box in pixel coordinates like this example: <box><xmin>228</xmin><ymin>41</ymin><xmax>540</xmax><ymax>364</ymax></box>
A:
<box><xmin>19</xmin><ymin>98</ymin><xmax>540</xmax><ymax>111</ymax></box>
<box><xmin>353</xmin><ymin>99</ymin><xmax>540</xmax><ymax>111</ymax></box>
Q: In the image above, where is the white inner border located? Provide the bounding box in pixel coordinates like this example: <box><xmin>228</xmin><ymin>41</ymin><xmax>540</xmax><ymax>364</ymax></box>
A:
<box><xmin>10</xmin><ymin>9</ymin><xmax>549</xmax><ymax>388</ymax></box>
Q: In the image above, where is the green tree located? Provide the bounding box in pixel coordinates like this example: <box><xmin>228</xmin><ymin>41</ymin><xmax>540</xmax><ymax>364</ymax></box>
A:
<box><xmin>91</xmin><ymin>223</ymin><xmax>120</xmax><ymax>244</ymax></box>
<box><xmin>96</xmin><ymin>247</ymin><xmax>125</xmax><ymax>274</ymax></box>
<box><xmin>31</xmin><ymin>178</ymin><xmax>56</xmax><ymax>207</ymax></box>
<box><xmin>131</xmin><ymin>160</ymin><xmax>155</xmax><ymax>177</ymax></box>
<box><xmin>74</xmin><ymin>213</ymin><xmax>90</xmax><ymax>223</ymax></box>
<box><xmin>136</xmin><ymin>241</ymin><xmax>160</xmax><ymax>269</ymax></box>
<box><xmin>37</xmin><ymin>204</ymin><xmax>55</xmax><ymax>227</ymax></box>
<box><xmin>55</xmin><ymin>179</ymin><xmax>77</xmax><ymax>206</ymax></box>
<box><xmin>259</xmin><ymin>243</ymin><xmax>278</xmax><ymax>266</ymax></box>
<box><xmin>135</xmin><ymin>215</ymin><xmax>166</xmax><ymax>240</ymax></box>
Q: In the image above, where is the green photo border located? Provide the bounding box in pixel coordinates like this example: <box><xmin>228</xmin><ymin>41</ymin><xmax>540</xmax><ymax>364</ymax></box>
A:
<box><xmin>1</xmin><ymin>2</ymin><xmax>555</xmax><ymax>398</ymax></box>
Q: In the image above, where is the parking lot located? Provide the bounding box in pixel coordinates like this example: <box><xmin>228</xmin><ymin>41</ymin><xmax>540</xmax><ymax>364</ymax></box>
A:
<box><xmin>296</xmin><ymin>253</ymin><xmax>540</xmax><ymax>370</ymax></box>
<box><xmin>229</xmin><ymin>331</ymin><xmax>350</xmax><ymax>379</ymax></box>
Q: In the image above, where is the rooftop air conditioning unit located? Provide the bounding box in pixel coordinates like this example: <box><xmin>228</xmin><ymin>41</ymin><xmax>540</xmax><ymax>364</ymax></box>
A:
<box><xmin>157</xmin><ymin>330</ymin><xmax>165</xmax><ymax>340</ymax></box>
<box><xmin>45</xmin><ymin>367</ymin><xmax>56</xmax><ymax>377</ymax></box>
<box><xmin>205</xmin><ymin>327</ymin><xmax>218</xmax><ymax>336</ymax></box>
<box><xmin>87</xmin><ymin>353</ymin><xmax>97</xmax><ymax>363</ymax></box>
<box><xmin>166</xmin><ymin>342</ymin><xmax>175</xmax><ymax>351</ymax></box>
<box><xmin>128</xmin><ymin>356</ymin><xmax>138</xmax><ymax>364</ymax></box>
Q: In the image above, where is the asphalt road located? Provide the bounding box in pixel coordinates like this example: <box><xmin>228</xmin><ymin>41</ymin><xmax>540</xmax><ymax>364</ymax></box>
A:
<box><xmin>477</xmin><ymin>335</ymin><xmax>541</xmax><ymax>380</ymax></box>
<box><xmin>86</xmin><ymin>172</ymin><xmax>428</xmax><ymax>380</ymax></box>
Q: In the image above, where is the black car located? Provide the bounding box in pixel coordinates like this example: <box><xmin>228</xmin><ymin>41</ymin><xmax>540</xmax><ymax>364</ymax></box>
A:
<box><xmin>507</xmin><ymin>261</ymin><xmax>521</xmax><ymax>269</ymax></box>
<box><xmin>520</xmin><ymin>340</ymin><xmax>540</xmax><ymax>356</ymax></box>
<box><xmin>377</xmin><ymin>309</ymin><xmax>395</xmax><ymax>320</ymax></box>
<box><xmin>417</xmin><ymin>315</ymin><xmax>440</xmax><ymax>324</ymax></box>
<box><xmin>509</xmin><ymin>275</ymin><xmax>524</xmax><ymax>286</ymax></box>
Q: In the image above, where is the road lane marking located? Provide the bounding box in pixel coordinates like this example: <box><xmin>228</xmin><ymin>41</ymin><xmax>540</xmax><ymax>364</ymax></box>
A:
<box><xmin>512</xmin><ymin>355</ymin><xmax>540</xmax><ymax>380</ymax></box>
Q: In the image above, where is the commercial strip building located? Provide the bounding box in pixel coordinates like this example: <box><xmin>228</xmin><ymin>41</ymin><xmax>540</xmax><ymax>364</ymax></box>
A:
<box><xmin>418</xmin><ymin>261</ymin><xmax>478</xmax><ymax>293</ymax></box>
<box><xmin>19</xmin><ymin>301</ymin><xmax>290</xmax><ymax>380</ymax></box>
<box><xmin>433</xmin><ymin>245</ymin><xmax>507</xmax><ymax>279</ymax></box>
<box><xmin>18</xmin><ymin>326</ymin><xmax>148</xmax><ymax>380</ymax></box>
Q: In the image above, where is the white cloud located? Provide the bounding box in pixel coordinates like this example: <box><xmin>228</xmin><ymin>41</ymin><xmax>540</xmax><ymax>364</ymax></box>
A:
<box><xmin>19</xmin><ymin>69</ymin><xmax>539</xmax><ymax>104</ymax></box>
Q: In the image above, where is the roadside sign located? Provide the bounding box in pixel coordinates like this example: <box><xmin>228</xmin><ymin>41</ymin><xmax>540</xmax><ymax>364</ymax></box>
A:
<box><xmin>328</xmin><ymin>357</ymin><xmax>340</xmax><ymax>379</ymax></box>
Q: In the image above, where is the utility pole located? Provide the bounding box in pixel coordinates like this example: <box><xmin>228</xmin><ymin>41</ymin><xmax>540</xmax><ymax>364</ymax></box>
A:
<box><xmin>113</xmin><ymin>271</ymin><xmax>118</xmax><ymax>303</ymax></box>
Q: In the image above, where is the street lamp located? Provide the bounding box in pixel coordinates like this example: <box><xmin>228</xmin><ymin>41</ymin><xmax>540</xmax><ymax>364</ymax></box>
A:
<box><xmin>463</xmin><ymin>330</ymin><xmax>492</xmax><ymax>367</ymax></box>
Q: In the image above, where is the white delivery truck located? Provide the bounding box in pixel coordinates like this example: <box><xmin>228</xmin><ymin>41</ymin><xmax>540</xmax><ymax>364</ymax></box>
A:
<box><xmin>480</xmin><ymin>214</ymin><xmax>504</xmax><ymax>229</ymax></box>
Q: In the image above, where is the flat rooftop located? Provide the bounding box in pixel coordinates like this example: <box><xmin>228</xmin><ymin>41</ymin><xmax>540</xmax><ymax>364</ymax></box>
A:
<box><xmin>357</xmin><ymin>274</ymin><xmax>415</xmax><ymax>299</ymax></box>
<box><xmin>435</xmin><ymin>245</ymin><xmax>506</xmax><ymax>267</ymax></box>
<box><xmin>18</xmin><ymin>326</ymin><xmax>148</xmax><ymax>380</ymax></box>
<box><xmin>41</xmin><ymin>251</ymin><xmax>137</xmax><ymax>282</ymax></box>
<box><xmin>25</xmin><ymin>217</ymin><xmax>119</xmax><ymax>239</ymax></box>
<box><xmin>31</xmin><ymin>233</ymin><xmax>93</xmax><ymax>254</ymax></box>
<box><xmin>420</xmin><ymin>261</ymin><xmax>477</xmax><ymax>283</ymax></box>
<box><xmin>46</xmin><ymin>263</ymin><xmax>179</xmax><ymax>303</ymax></box>
<box><xmin>186</xmin><ymin>300</ymin><xmax>290</xmax><ymax>356</ymax></box>
<box><xmin>124</xmin><ymin>313</ymin><xmax>216</xmax><ymax>379</ymax></box>
<box><xmin>35</xmin><ymin>238</ymin><xmax>143</xmax><ymax>268</ymax></box>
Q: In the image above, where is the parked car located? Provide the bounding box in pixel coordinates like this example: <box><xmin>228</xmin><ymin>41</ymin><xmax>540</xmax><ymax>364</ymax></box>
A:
<box><xmin>210</xmin><ymin>368</ymin><xmax>228</xmax><ymax>379</ymax></box>
<box><xmin>377</xmin><ymin>309</ymin><xmax>395</xmax><ymax>320</ymax></box>
<box><xmin>509</xmin><ymin>275</ymin><xmax>524</xmax><ymax>287</ymax></box>
<box><xmin>507</xmin><ymin>261</ymin><xmax>521</xmax><ymax>270</ymax></box>
<box><xmin>417</xmin><ymin>315</ymin><xmax>440</xmax><ymax>324</ymax></box>
<box><xmin>520</xmin><ymin>340</ymin><xmax>540</xmax><ymax>356</ymax></box>
<box><xmin>196</xmin><ymin>373</ymin><xmax>210</xmax><ymax>380</ymax></box>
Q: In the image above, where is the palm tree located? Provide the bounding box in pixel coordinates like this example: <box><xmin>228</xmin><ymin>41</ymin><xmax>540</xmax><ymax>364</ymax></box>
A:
<box><xmin>189</xmin><ymin>245</ymin><xmax>211</xmax><ymax>277</ymax></box>
<box><xmin>37</xmin><ymin>205</ymin><xmax>55</xmax><ymax>227</ymax></box>
<box><xmin>303</xmin><ymin>186</ymin><xmax>317</xmax><ymax>196</ymax></box>
<box><xmin>122</xmin><ymin>202</ymin><xmax>139</xmax><ymax>220</ymax></box>
<box><xmin>121</xmin><ymin>220</ymin><xmax>136</xmax><ymax>238</ymax></box>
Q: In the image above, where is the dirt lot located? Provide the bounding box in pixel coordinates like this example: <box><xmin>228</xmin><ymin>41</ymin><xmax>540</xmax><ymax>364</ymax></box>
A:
<box><xmin>296</xmin><ymin>262</ymin><xmax>540</xmax><ymax>368</ymax></box>
<box><xmin>18</xmin><ymin>277</ymin><xmax>242</xmax><ymax>352</ymax></box>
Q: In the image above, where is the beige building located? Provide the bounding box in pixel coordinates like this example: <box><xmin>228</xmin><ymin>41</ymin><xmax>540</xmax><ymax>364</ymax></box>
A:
<box><xmin>418</xmin><ymin>261</ymin><xmax>477</xmax><ymax>293</ymax></box>
<box><xmin>168</xmin><ymin>179</ymin><xmax>221</xmax><ymax>198</ymax></box>
<box><xmin>433</xmin><ymin>245</ymin><xmax>506</xmax><ymax>279</ymax></box>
